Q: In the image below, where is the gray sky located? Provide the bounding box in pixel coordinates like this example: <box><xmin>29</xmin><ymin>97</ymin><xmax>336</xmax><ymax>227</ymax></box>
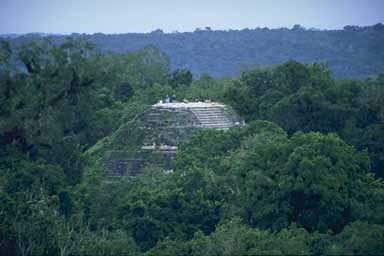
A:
<box><xmin>1</xmin><ymin>0</ymin><xmax>383</xmax><ymax>34</ymax></box>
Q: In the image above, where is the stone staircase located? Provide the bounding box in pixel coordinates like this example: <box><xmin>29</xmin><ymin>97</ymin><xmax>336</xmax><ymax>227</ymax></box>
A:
<box><xmin>189</xmin><ymin>106</ymin><xmax>234</xmax><ymax>129</ymax></box>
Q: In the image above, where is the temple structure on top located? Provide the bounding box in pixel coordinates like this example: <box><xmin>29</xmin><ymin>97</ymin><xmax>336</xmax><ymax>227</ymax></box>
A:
<box><xmin>103</xmin><ymin>100</ymin><xmax>244</xmax><ymax>177</ymax></box>
<box><xmin>152</xmin><ymin>101</ymin><xmax>241</xmax><ymax>129</ymax></box>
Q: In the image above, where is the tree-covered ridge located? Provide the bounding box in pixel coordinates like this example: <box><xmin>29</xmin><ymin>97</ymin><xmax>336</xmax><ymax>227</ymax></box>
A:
<box><xmin>1</xmin><ymin>38</ymin><xmax>384</xmax><ymax>255</ymax></box>
<box><xmin>224</xmin><ymin>61</ymin><xmax>384</xmax><ymax>177</ymax></box>
<box><xmin>4</xmin><ymin>23</ymin><xmax>384</xmax><ymax>79</ymax></box>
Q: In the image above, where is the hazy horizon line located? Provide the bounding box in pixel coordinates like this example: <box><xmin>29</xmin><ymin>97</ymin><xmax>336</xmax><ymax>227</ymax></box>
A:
<box><xmin>1</xmin><ymin>22</ymin><xmax>383</xmax><ymax>36</ymax></box>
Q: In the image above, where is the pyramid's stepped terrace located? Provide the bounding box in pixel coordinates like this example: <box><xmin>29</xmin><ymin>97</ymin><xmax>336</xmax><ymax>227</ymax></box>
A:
<box><xmin>153</xmin><ymin>102</ymin><xmax>241</xmax><ymax>129</ymax></box>
<box><xmin>104</xmin><ymin>101</ymin><xmax>244</xmax><ymax>177</ymax></box>
<box><xmin>189</xmin><ymin>107</ymin><xmax>234</xmax><ymax>129</ymax></box>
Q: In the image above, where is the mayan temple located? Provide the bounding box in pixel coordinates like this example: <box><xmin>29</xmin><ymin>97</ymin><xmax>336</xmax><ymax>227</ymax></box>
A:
<box><xmin>103</xmin><ymin>100</ymin><xmax>244</xmax><ymax>177</ymax></box>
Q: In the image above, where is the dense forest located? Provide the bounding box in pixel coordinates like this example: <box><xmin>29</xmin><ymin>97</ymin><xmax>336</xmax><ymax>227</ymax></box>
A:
<box><xmin>0</xmin><ymin>37</ymin><xmax>384</xmax><ymax>255</ymax></box>
<box><xmin>3</xmin><ymin>23</ymin><xmax>384</xmax><ymax>79</ymax></box>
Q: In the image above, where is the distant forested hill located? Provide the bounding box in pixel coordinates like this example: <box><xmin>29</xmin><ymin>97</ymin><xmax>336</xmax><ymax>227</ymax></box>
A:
<box><xmin>4</xmin><ymin>23</ymin><xmax>384</xmax><ymax>79</ymax></box>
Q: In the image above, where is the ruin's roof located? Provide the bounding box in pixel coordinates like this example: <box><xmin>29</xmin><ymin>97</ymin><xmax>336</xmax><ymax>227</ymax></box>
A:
<box><xmin>153</xmin><ymin>101</ymin><xmax>225</xmax><ymax>109</ymax></box>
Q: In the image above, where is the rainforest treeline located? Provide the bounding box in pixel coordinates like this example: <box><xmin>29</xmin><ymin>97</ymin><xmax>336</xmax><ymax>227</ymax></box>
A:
<box><xmin>5</xmin><ymin>23</ymin><xmax>384</xmax><ymax>79</ymax></box>
<box><xmin>0</xmin><ymin>38</ymin><xmax>383</xmax><ymax>255</ymax></box>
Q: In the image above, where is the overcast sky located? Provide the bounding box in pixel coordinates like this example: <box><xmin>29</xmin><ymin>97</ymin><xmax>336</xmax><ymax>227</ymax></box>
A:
<box><xmin>1</xmin><ymin>0</ymin><xmax>383</xmax><ymax>34</ymax></box>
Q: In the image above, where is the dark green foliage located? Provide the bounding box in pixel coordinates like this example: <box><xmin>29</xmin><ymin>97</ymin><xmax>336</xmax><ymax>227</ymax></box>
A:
<box><xmin>1</xmin><ymin>37</ymin><xmax>383</xmax><ymax>255</ymax></box>
<box><xmin>162</xmin><ymin>121</ymin><xmax>382</xmax><ymax>254</ymax></box>
<box><xmin>190</xmin><ymin>218</ymin><xmax>312</xmax><ymax>256</ymax></box>
<box><xmin>174</xmin><ymin>121</ymin><xmax>380</xmax><ymax>233</ymax></box>
<box><xmin>87</xmin><ymin>168</ymin><xmax>227</xmax><ymax>251</ymax></box>
<box><xmin>174</xmin><ymin>128</ymin><xmax>243</xmax><ymax>172</ymax></box>
<box><xmin>113</xmin><ymin>82</ymin><xmax>134</xmax><ymax>101</ymax></box>
<box><xmin>326</xmin><ymin>221</ymin><xmax>384</xmax><ymax>255</ymax></box>
<box><xmin>0</xmin><ymin>37</ymin><xmax>171</xmax><ymax>254</ymax></box>
<box><xmin>225</xmin><ymin>61</ymin><xmax>384</xmax><ymax>177</ymax></box>
<box><xmin>168</xmin><ymin>69</ymin><xmax>193</xmax><ymax>88</ymax></box>
<box><xmin>76</xmin><ymin>230</ymin><xmax>139</xmax><ymax>256</ymax></box>
<box><xmin>231</xmin><ymin>130</ymin><xmax>370</xmax><ymax>232</ymax></box>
